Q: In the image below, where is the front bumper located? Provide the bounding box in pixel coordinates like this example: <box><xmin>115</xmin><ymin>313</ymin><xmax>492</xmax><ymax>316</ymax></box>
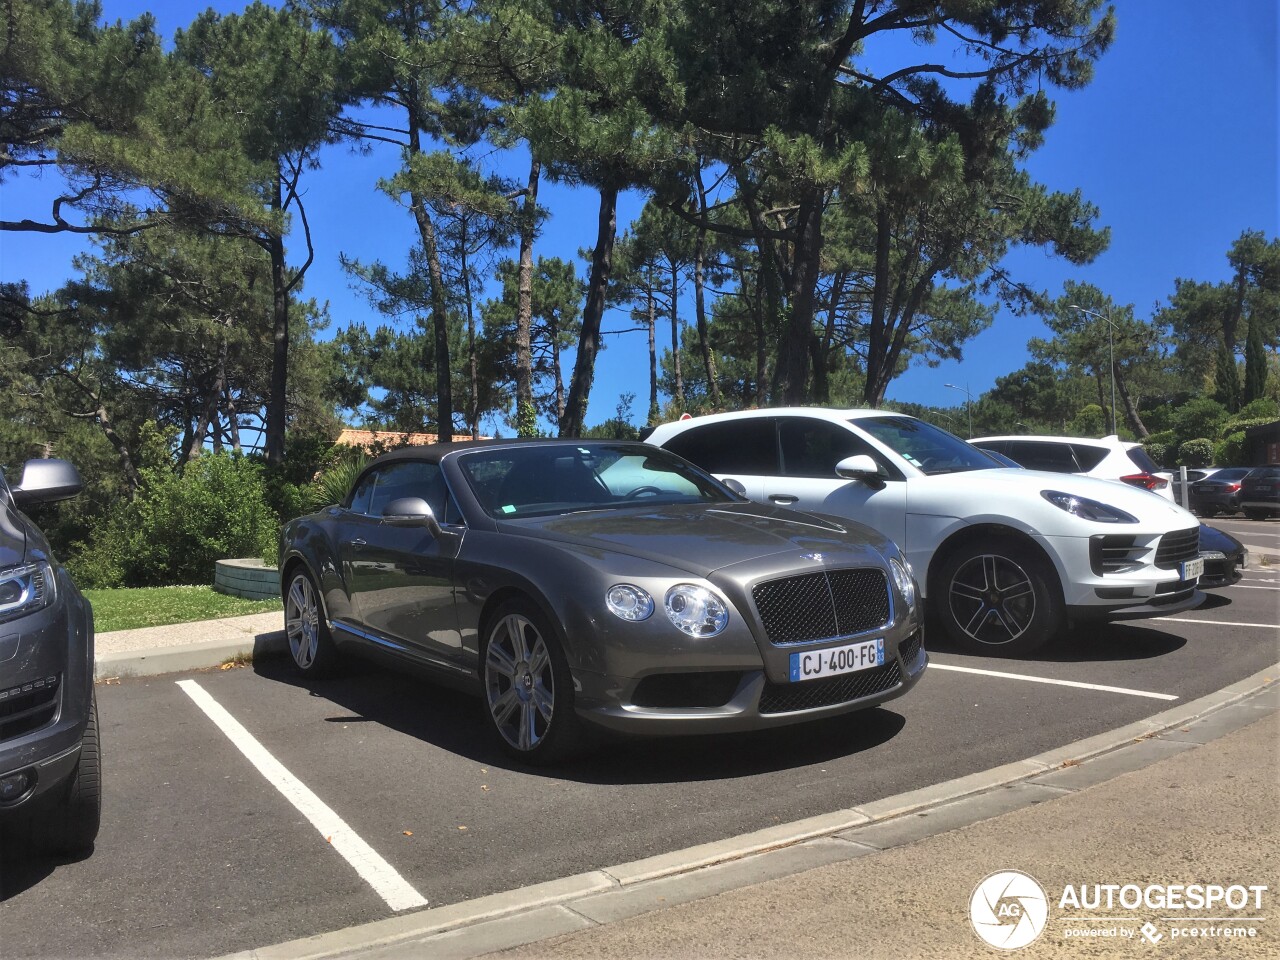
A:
<box><xmin>575</xmin><ymin>629</ymin><xmax>927</xmax><ymax>735</ymax></box>
<box><xmin>1041</xmin><ymin>531</ymin><xmax>1206</xmax><ymax>615</ymax></box>
<box><xmin>1069</xmin><ymin>589</ymin><xmax>1204</xmax><ymax>622</ymax></box>
<box><xmin>0</xmin><ymin>571</ymin><xmax>94</xmax><ymax>814</ymax></box>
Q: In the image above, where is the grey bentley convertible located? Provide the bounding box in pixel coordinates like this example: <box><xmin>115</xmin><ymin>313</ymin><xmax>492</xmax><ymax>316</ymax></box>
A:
<box><xmin>278</xmin><ymin>439</ymin><xmax>927</xmax><ymax>762</ymax></box>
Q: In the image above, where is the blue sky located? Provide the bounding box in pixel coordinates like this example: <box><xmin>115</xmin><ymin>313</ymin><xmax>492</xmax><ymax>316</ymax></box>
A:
<box><xmin>3</xmin><ymin>1</ymin><xmax>1276</xmax><ymax>434</ymax></box>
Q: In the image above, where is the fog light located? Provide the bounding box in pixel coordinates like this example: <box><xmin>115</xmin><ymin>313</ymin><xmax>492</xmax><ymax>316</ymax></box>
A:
<box><xmin>0</xmin><ymin>770</ymin><xmax>34</xmax><ymax>803</ymax></box>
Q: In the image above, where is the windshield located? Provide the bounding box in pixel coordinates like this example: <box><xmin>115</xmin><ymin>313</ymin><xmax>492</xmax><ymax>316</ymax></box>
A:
<box><xmin>853</xmin><ymin>416</ymin><xmax>999</xmax><ymax>476</ymax></box>
<box><xmin>457</xmin><ymin>443</ymin><xmax>737</xmax><ymax>518</ymax></box>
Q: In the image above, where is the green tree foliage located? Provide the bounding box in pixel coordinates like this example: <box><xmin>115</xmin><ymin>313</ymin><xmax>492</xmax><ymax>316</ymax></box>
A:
<box><xmin>174</xmin><ymin>3</ymin><xmax>345</xmax><ymax>465</ymax></box>
<box><xmin>656</xmin><ymin>0</ymin><xmax>1114</xmax><ymax>405</ymax></box>
<box><xmin>71</xmin><ymin>445</ymin><xmax>278</xmax><ymax>587</ymax></box>
<box><xmin>1244</xmin><ymin>311</ymin><xmax>1270</xmax><ymax>404</ymax></box>
<box><xmin>1</xmin><ymin>0</ymin><xmax>264</xmax><ymax>237</ymax></box>
<box><xmin>479</xmin><ymin>256</ymin><xmax>584</xmax><ymax>431</ymax></box>
<box><xmin>1159</xmin><ymin>230</ymin><xmax>1280</xmax><ymax>395</ymax></box>
<box><xmin>1030</xmin><ymin>283</ymin><xmax>1166</xmax><ymax>437</ymax></box>
<box><xmin>1176</xmin><ymin>438</ymin><xmax>1213</xmax><ymax>468</ymax></box>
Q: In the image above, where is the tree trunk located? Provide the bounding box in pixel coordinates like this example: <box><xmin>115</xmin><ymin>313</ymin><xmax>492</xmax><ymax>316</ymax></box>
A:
<box><xmin>560</xmin><ymin>183</ymin><xmax>618</xmax><ymax>437</ymax></box>
<box><xmin>777</xmin><ymin>195</ymin><xmax>823</xmax><ymax>404</ymax></box>
<box><xmin>459</xmin><ymin>219</ymin><xmax>479</xmax><ymax>439</ymax></box>
<box><xmin>265</xmin><ymin>174</ymin><xmax>289</xmax><ymax>466</ymax></box>
<box><xmin>813</xmin><ymin>270</ymin><xmax>844</xmax><ymax>404</ymax></box>
<box><xmin>411</xmin><ymin>204</ymin><xmax>452</xmax><ymax>442</ymax></box>
<box><xmin>551</xmin><ymin>314</ymin><xmax>565</xmax><ymax>426</ymax></box>
<box><xmin>862</xmin><ymin>204</ymin><xmax>893</xmax><ymax>406</ymax></box>
<box><xmin>515</xmin><ymin>156</ymin><xmax>540</xmax><ymax>434</ymax></box>
<box><xmin>669</xmin><ymin>259</ymin><xmax>683</xmax><ymax>407</ymax></box>
<box><xmin>647</xmin><ymin>269</ymin><xmax>659</xmax><ymax>423</ymax></box>
<box><xmin>405</xmin><ymin>105</ymin><xmax>452</xmax><ymax>442</ymax></box>
<box><xmin>225</xmin><ymin>382</ymin><xmax>242</xmax><ymax>453</ymax></box>
<box><xmin>1115</xmin><ymin>367</ymin><xmax>1149</xmax><ymax>439</ymax></box>
<box><xmin>693</xmin><ymin>168</ymin><xmax>721</xmax><ymax>408</ymax></box>
<box><xmin>753</xmin><ymin>269</ymin><xmax>768</xmax><ymax>406</ymax></box>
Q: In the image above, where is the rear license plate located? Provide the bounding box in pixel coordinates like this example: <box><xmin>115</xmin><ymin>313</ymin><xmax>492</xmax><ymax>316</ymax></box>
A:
<box><xmin>789</xmin><ymin>638</ymin><xmax>884</xmax><ymax>682</ymax></box>
<box><xmin>1181</xmin><ymin>557</ymin><xmax>1205</xmax><ymax>581</ymax></box>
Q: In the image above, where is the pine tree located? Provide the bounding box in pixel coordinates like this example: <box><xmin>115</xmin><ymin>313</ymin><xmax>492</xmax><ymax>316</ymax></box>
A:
<box><xmin>1244</xmin><ymin>312</ymin><xmax>1269</xmax><ymax>404</ymax></box>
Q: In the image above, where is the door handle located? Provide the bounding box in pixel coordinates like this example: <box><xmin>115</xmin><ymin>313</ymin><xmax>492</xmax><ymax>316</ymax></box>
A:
<box><xmin>769</xmin><ymin>494</ymin><xmax>798</xmax><ymax>505</ymax></box>
<box><xmin>349</xmin><ymin>538</ymin><xmax>367</xmax><ymax>549</ymax></box>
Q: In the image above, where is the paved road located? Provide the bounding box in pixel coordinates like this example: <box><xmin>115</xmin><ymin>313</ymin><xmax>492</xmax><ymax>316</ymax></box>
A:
<box><xmin>1</xmin><ymin>548</ymin><xmax>1276</xmax><ymax>959</ymax></box>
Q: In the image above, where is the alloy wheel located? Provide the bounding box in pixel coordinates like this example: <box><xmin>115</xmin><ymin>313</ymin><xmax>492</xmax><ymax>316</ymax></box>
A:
<box><xmin>285</xmin><ymin>574</ymin><xmax>321</xmax><ymax>669</ymax></box>
<box><xmin>485</xmin><ymin>613</ymin><xmax>555</xmax><ymax>752</ymax></box>
<box><xmin>947</xmin><ymin>554</ymin><xmax>1037</xmax><ymax>646</ymax></box>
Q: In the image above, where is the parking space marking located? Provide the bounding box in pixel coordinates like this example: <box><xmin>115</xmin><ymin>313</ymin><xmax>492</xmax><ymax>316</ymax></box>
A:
<box><xmin>1228</xmin><ymin>584</ymin><xmax>1280</xmax><ymax>591</ymax></box>
<box><xmin>927</xmin><ymin>663</ymin><xmax>1178</xmax><ymax>700</ymax></box>
<box><xmin>176</xmin><ymin>679</ymin><xmax>428</xmax><ymax>912</ymax></box>
<box><xmin>1159</xmin><ymin>617</ymin><xmax>1280</xmax><ymax>629</ymax></box>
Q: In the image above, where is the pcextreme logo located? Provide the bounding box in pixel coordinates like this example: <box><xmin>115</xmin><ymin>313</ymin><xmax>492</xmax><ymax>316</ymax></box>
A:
<box><xmin>970</xmin><ymin>870</ymin><xmax>1050</xmax><ymax>950</ymax></box>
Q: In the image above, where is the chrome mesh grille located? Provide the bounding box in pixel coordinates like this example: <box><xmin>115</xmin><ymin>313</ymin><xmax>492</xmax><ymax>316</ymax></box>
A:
<box><xmin>758</xmin><ymin>660</ymin><xmax>901</xmax><ymax>714</ymax></box>
<box><xmin>752</xmin><ymin>569</ymin><xmax>890</xmax><ymax>645</ymax></box>
<box><xmin>899</xmin><ymin>633</ymin><xmax>923</xmax><ymax>665</ymax></box>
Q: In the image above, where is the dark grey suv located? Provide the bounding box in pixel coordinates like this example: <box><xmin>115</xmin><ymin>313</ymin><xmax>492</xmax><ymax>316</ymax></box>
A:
<box><xmin>0</xmin><ymin>459</ymin><xmax>99</xmax><ymax>853</ymax></box>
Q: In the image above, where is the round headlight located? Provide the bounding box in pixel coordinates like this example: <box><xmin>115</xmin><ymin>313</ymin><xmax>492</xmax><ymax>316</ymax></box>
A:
<box><xmin>664</xmin><ymin>583</ymin><xmax>729</xmax><ymax>637</ymax></box>
<box><xmin>606</xmin><ymin>584</ymin><xmax>654</xmax><ymax>621</ymax></box>
<box><xmin>888</xmin><ymin>557</ymin><xmax>916</xmax><ymax>610</ymax></box>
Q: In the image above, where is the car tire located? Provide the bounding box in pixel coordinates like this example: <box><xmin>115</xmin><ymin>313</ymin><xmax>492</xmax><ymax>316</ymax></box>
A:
<box><xmin>1198</xmin><ymin>506</ymin><xmax>1218</xmax><ymax>518</ymax></box>
<box><xmin>1244</xmin><ymin>509</ymin><xmax>1268</xmax><ymax>521</ymax></box>
<box><xmin>933</xmin><ymin>538</ymin><xmax>1061</xmax><ymax>656</ymax></box>
<box><xmin>40</xmin><ymin>693</ymin><xmax>102</xmax><ymax>855</ymax></box>
<box><xmin>480</xmin><ymin>599</ymin><xmax>583</xmax><ymax>765</ymax></box>
<box><xmin>283</xmin><ymin>568</ymin><xmax>339</xmax><ymax>677</ymax></box>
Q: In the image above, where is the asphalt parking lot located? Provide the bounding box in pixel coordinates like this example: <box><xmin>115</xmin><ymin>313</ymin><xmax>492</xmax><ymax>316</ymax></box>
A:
<box><xmin>2</xmin><ymin>519</ymin><xmax>1277</xmax><ymax>959</ymax></box>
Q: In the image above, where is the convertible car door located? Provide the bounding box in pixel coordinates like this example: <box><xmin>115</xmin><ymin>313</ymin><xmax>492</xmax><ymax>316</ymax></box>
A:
<box><xmin>347</xmin><ymin>460</ymin><xmax>465</xmax><ymax>672</ymax></box>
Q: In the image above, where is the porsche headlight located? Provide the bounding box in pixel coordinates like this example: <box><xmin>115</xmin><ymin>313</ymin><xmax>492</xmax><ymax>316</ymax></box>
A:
<box><xmin>0</xmin><ymin>561</ymin><xmax>54</xmax><ymax>624</ymax></box>
<box><xmin>664</xmin><ymin>584</ymin><xmax>729</xmax><ymax>637</ymax></box>
<box><xmin>1041</xmin><ymin>490</ymin><xmax>1138</xmax><ymax>524</ymax></box>
<box><xmin>605</xmin><ymin>584</ymin><xmax>654</xmax><ymax>621</ymax></box>
<box><xmin>888</xmin><ymin>557</ymin><xmax>916</xmax><ymax>611</ymax></box>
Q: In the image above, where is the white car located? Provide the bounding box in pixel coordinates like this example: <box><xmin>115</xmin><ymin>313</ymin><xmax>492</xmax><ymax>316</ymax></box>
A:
<box><xmin>648</xmin><ymin>409</ymin><xmax>1204</xmax><ymax>655</ymax></box>
<box><xmin>970</xmin><ymin>434</ymin><xmax>1175</xmax><ymax>502</ymax></box>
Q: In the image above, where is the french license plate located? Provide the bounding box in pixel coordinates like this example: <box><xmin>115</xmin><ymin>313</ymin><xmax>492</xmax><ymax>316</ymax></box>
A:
<box><xmin>1180</xmin><ymin>557</ymin><xmax>1204</xmax><ymax>581</ymax></box>
<box><xmin>789</xmin><ymin>638</ymin><xmax>884</xmax><ymax>682</ymax></box>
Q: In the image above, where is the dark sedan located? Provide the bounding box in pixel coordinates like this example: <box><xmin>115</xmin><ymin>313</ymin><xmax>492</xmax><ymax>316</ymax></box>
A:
<box><xmin>1241</xmin><ymin>465</ymin><xmax>1280</xmax><ymax>520</ymax></box>
<box><xmin>279</xmin><ymin>440</ymin><xmax>926</xmax><ymax>763</ymax></box>
<box><xmin>1189</xmin><ymin>467</ymin><xmax>1252</xmax><ymax>517</ymax></box>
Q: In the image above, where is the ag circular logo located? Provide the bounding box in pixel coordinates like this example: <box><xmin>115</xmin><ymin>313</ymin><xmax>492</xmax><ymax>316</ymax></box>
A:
<box><xmin>970</xmin><ymin>870</ymin><xmax>1049</xmax><ymax>950</ymax></box>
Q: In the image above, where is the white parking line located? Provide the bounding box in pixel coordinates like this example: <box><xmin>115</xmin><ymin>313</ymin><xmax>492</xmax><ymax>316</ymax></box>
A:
<box><xmin>927</xmin><ymin>663</ymin><xmax>1178</xmax><ymax>700</ymax></box>
<box><xmin>1159</xmin><ymin>618</ymin><xmax>1280</xmax><ymax>629</ymax></box>
<box><xmin>1227</xmin><ymin>584</ymin><xmax>1280</xmax><ymax>591</ymax></box>
<box><xmin>176</xmin><ymin>679</ymin><xmax>428</xmax><ymax>912</ymax></box>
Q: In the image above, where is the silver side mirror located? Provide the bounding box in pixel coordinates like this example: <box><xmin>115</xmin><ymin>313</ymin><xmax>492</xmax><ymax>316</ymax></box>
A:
<box><xmin>11</xmin><ymin>459</ymin><xmax>83</xmax><ymax>507</ymax></box>
<box><xmin>381</xmin><ymin>497</ymin><xmax>442</xmax><ymax>536</ymax></box>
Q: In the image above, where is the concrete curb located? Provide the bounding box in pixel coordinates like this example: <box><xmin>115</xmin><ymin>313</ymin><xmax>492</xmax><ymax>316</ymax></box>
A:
<box><xmin>214</xmin><ymin>663</ymin><xmax>1279</xmax><ymax>960</ymax></box>
<box><xmin>95</xmin><ymin>631</ymin><xmax>287</xmax><ymax>680</ymax></box>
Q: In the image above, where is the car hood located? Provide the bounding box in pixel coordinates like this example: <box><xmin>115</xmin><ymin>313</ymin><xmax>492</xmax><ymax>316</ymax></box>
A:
<box><xmin>912</xmin><ymin>468</ymin><xmax>1199</xmax><ymax>525</ymax></box>
<box><xmin>0</xmin><ymin>504</ymin><xmax>25</xmax><ymax>568</ymax></box>
<box><xmin>1198</xmin><ymin>523</ymin><xmax>1244</xmax><ymax>554</ymax></box>
<box><xmin>495</xmin><ymin>502</ymin><xmax>893</xmax><ymax>577</ymax></box>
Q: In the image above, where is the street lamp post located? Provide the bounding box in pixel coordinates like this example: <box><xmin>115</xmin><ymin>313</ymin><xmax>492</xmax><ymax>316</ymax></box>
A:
<box><xmin>944</xmin><ymin>382</ymin><xmax>972</xmax><ymax>437</ymax></box>
<box><xmin>1069</xmin><ymin>305</ymin><xmax>1118</xmax><ymax>436</ymax></box>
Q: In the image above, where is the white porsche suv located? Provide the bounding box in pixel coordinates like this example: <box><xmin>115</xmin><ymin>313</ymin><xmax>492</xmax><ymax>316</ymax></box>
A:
<box><xmin>648</xmin><ymin>409</ymin><xmax>1204</xmax><ymax>655</ymax></box>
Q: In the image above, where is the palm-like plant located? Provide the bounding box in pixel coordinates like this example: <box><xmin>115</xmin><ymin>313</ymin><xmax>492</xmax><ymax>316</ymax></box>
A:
<box><xmin>305</xmin><ymin>450</ymin><xmax>368</xmax><ymax>512</ymax></box>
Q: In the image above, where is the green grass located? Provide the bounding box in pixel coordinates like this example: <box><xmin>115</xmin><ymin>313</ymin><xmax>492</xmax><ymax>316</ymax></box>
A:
<box><xmin>84</xmin><ymin>585</ymin><xmax>282</xmax><ymax>634</ymax></box>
